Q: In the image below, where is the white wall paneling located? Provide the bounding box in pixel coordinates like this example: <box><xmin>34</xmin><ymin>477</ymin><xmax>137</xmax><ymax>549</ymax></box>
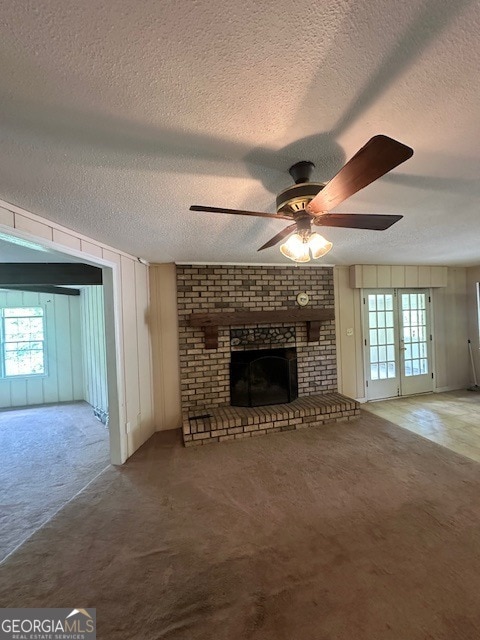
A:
<box><xmin>80</xmin><ymin>286</ymin><xmax>108</xmax><ymax>418</ymax></box>
<box><xmin>0</xmin><ymin>289</ymin><xmax>83</xmax><ymax>408</ymax></box>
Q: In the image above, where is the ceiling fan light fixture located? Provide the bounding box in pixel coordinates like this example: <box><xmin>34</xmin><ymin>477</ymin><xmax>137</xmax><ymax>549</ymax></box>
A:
<box><xmin>280</xmin><ymin>231</ymin><xmax>332</xmax><ymax>263</ymax></box>
<box><xmin>308</xmin><ymin>232</ymin><xmax>333</xmax><ymax>259</ymax></box>
<box><xmin>280</xmin><ymin>233</ymin><xmax>311</xmax><ymax>262</ymax></box>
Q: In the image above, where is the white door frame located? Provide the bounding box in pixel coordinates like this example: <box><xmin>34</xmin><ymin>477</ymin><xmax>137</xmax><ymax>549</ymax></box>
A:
<box><xmin>362</xmin><ymin>289</ymin><xmax>400</xmax><ymax>400</ymax></box>
<box><xmin>398</xmin><ymin>288</ymin><xmax>434</xmax><ymax>396</ymax></box>
<box><xmin>0</xmin><ymin>224</ymin><xmax>126</xmax><ymax>464</ymax></box>
<box><xmin>362</xmin><ymin>287</ymin><xmax>434</xmax><ymax>401</ymax></box>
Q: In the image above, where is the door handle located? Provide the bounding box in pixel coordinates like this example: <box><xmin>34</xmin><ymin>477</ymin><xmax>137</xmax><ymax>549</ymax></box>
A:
<box><xmin>400</xmin><ymin>347</ymin><xmax>407</xmax><ymax>351</ymax></box>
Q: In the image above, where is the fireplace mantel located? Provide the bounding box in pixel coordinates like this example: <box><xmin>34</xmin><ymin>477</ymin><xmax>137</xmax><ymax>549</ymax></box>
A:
<box><xmin>188</xmin><ymin>308</ymin><xmax>335</xmax><ymax>349</ymax></box>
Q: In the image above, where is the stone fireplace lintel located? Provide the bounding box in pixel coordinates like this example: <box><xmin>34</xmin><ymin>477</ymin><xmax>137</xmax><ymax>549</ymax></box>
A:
<box><xmin>189</xmin><ymin>308</ymin><xmax>335</xmax><ymax>349</ymax></box>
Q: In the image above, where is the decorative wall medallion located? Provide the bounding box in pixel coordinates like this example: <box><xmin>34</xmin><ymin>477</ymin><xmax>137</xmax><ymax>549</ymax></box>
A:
<box><xmin>296</xmin><ymin>292</ymin><xmax>309</xmax><ymax>307</ymax></box>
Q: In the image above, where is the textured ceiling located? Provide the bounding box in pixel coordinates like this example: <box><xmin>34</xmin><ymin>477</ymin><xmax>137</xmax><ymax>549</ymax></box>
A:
<box><xmin>1</xmin><ymin>0</ymin><xmax>479</xmax><ymax>266</ymax></box>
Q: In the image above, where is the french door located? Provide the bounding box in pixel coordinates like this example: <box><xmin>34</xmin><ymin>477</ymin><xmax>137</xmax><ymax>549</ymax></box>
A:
<box><xmin>364</xmin><ymin>289</ymin><xmax>433</xmax><ymax>400</ymax></box>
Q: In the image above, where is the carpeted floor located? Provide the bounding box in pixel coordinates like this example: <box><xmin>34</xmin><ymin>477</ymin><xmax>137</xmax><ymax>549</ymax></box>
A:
<box><xmin>2</xmin><ymin>411</ymin><xmax>480</xmax><ymax>638</ymax></box>
<box><xmin>0</xmin><ymin>402</ymin><xmax>110</xmax><ymax>561</ymax></box>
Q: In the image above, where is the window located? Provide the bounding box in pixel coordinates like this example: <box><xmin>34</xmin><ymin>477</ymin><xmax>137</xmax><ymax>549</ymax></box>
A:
<box><xmin>0</xmin><ymin>307</ymin><xmax>46</xmax><ymax>377</ymax></box>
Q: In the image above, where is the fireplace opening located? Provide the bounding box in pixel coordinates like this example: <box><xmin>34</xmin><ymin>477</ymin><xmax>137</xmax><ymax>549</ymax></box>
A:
<box><xmin>230</xmin><ymin>348</ymin><xmax>298</xmax><ymax>407</ymax></box>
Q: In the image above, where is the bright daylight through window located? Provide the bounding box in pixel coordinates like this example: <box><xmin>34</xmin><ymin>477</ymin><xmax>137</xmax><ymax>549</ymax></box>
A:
<box><xmin>0</xmin><ymin>307</ymin><xmax>45</xmax><ymax>377</ymax></box>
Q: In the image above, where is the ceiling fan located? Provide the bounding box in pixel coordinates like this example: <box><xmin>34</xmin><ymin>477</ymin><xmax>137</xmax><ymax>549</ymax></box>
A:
<box><xmin>190</xmin><ymin>135</ymin><xmax>414</xmax><ymax>262</ymax></box>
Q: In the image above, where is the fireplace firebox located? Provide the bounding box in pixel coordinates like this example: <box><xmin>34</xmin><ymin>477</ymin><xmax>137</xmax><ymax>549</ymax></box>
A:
<box><xmin>230</xmin><ymin>348</ymin><xmax>298</xmax><ymax>407</ymax></box>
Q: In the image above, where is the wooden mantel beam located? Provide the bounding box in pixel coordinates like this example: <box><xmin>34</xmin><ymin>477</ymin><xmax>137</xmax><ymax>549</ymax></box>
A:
<box><xmin>188</xmin><ymin>308</ymin><xmax>335</xmax><ymax>349</ymax></box>
<box><xmin>189</xmin><ymin>309</ymin><xmax>334</xmax><ymax>327</ymax></box>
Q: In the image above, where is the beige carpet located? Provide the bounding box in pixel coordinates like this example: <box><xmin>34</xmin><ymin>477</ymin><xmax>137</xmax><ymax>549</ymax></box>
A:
<box><xmin>2</xmin><ymin>412</ymin><xmax>480</xmax><ymax>639</ymax></box>
<box><xmin>0</xmin><ymin>402</ymin><xmax>110</xmax><ymax>561</ymax></box>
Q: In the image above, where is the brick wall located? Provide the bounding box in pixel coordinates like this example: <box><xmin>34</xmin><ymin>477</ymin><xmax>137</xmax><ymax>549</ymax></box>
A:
<box><xmin>177</xmin><ymin>265</ymin><xmax>336</xmax><ymax>411</ymax></box>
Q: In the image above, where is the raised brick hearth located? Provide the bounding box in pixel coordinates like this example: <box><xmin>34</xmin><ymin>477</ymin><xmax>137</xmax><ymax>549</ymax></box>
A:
<box><xmin>183</xmin><ymin>392</ymin><xmax>360</xmax><ymax>446</ymax></box>
<box><xmin>177</xmin><ymin>264</ymin><xmax>358</xmax><ymax>445</ymax></box>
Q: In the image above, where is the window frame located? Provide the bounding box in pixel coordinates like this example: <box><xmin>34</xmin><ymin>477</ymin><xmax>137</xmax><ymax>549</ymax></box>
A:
<box><xmin>0</xmin><ymin>305</ymin><xmax>47</xmax><ymax>379</ymax></box>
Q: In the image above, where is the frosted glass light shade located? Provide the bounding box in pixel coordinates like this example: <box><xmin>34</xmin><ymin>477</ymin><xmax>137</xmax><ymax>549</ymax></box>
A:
<box><xmin>308</xmin><ymin>232</ymin><xmax>333</xmax><ymax>259</ymax></box>
<box><xmin>280</xmin><ymin>233</ymin><xmax>310</xmax><ymax>262</ymax></box>
<box><xmin>279</xmin><ymin>230</ymin><xmax>333</xmax><ymax>262</ymax></box>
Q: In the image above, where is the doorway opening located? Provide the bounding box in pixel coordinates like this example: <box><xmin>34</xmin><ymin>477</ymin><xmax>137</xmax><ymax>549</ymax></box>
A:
<box><xmin>0</xmin><ymin>229</ymin><xmax>124</xmax><ymax>561</ymax></box>
<box><xmin>363</xmin><ymin>288</ymin><xmax>433</xmax><ymax>400</ymax></box>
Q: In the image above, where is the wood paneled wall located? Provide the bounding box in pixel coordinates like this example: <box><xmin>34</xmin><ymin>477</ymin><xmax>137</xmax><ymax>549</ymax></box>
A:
<box><xmin>466</xmin><ymin>266</ymin><xmax>480</xmax><ymax>385</ymax></box>
<box><xmin>0</xmin><ymin>289</ymin><xmax>83</xmax><ymax>408</ymax></box>
<box><xmin>149</xmin><ymin>264</ymin><xmax>182</xmax><ymax>431</ymax></box>
<box><xmin>432</xmin><ymin>268</ymin><xmax>469</xmax><ymax>391</ymax></box>
<box><xmin>335</xmin><ymin>265</ymin><xmax>469</xmax><ymax>400</ymax></box>
<box><xmin>80</xmin><ymin>286</ymin><xmax>108</xmax><ymax>416</ymax></box>
<box><xmin>350</xmin><ymin>265</ymin><xmax>448</xmax><ymax>288</ymax></box>
<box><xmin>333</xmin><ymin>267</ymin><xmax>365</xmax><ymax>400</ymax></box>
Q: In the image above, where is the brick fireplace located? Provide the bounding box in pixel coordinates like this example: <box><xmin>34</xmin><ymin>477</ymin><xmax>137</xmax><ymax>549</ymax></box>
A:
<box><xmin>177</xmin><ymin>264</ymin><xmax>359</xmax><ymax>445</ymax></box>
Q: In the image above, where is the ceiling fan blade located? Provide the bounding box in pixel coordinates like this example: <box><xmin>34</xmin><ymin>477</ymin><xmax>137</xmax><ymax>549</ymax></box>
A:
<box><xmin>190</xmin><ymin>205</ymin><xmax>291</xmax><ymax>220</ymax></box>
<box><xmin>313</xmin><ymin>213</ymin><xmax>402</xmax><ymax>230</ymax></box>
<box><xmin>258</xmin><ymin>223</ymin><xmax>297</xmax><ymax>251</ymax></box>
<box><xmin>307</xmin><ymin>135</ymin><xmax>414</xmax><ymax>214</ymax></box>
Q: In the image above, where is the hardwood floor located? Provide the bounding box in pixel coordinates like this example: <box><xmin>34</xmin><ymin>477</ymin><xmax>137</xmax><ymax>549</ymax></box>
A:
<box><xmin>364</xmin><ymin>390</ymin><xmax>480</xmax><ymax>463</ymax></box>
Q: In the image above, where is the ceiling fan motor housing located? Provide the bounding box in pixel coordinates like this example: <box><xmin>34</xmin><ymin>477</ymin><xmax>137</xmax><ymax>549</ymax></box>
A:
<box><xmin>289</xmin><ymin>161</ymin><xmax>315</xmax><ymax>184</ymax></box>
<box><xmin>276</xmin><ymin>181</ymin><xmax>325</xmax><ymax>214</ymax></box>
<box><xmin>276</xmin><ymin>161</ymin><xmax>325</xmax><ymax>215</ymax></box>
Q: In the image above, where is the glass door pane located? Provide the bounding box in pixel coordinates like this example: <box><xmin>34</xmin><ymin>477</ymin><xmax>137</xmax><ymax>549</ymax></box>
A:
<box><xmin>368</xmin><ymin>293</ymin><xmax>396</xmax><ymax>381</ymax></box>
<box><xmin>399</xmin><ymin>290</ymin><xmax>433</xmax><ymax>395</ymax></box>
<box><xmin>364</xmin><ymin>290</ymin><xmax>399</xmax><ymax>400</ymax></box>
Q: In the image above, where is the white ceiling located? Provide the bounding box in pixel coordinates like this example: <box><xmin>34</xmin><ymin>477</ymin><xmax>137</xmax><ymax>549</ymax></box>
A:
<box><xmin>1</xmin><ymin>0</ymin><xmax>479</xmax><ymax>266</ymax></box>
